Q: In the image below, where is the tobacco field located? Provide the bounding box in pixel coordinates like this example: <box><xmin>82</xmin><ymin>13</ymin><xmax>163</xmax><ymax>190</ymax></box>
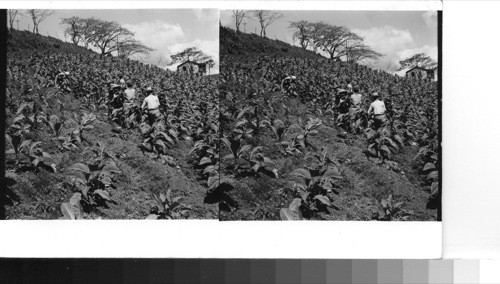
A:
<box><xmin>4</xmin><ymin>30</ymin><xmax>219</xmax><ymax>219</ymax></box>
<box><xmin>219</xmin><ymin>27</ymin><xmax>440</xmax><ymax>221</ymax></box>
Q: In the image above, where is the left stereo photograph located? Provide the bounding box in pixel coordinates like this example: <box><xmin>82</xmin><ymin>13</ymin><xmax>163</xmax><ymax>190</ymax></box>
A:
<box><xmin>3</xmin><ymin>9</ymin><xmax>220</xmax><ymax>219</ymax></box>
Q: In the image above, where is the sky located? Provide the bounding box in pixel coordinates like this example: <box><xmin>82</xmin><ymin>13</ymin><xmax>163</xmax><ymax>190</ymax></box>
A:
<box><xmin>14</xmin><ymin>9</ymin><xmax>219</xmax><ymax>73</ymax></box>
<box><xmin>220</xmin><ymin>10</ymin><xmax>438</xmax><ymax>73</ymax></box>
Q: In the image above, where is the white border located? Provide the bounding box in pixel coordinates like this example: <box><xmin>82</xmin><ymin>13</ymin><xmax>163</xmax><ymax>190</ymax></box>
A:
<box><xmin>0</xmin><ymin>221</ymin><xmax>441</xmax><ymax>258</ymax></box>
<box><xmin>442</xmin><ymin>1</ymin><xmax>500</xmax><ymax>259</ymax></box>
<box><xmin>0</xmin><ymin>1</ymin><xmax>443</xmax><ymax>11</ymax></box>
<box><xmin>1</xmin><ymin>0</ymin><xmax>442</xmax><ymax>259</ymax></box>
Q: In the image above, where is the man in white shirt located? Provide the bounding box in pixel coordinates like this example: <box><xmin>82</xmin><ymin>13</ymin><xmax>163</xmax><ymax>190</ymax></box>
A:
<box><xmin>367</xmin><ymin>92</ymin><xmax>387</xmax><ymax>130</ymax></box>
<box><xmin>141</xmin><ymin>87</ymin><xmax>161</xmax><ymax>125</ymax></box>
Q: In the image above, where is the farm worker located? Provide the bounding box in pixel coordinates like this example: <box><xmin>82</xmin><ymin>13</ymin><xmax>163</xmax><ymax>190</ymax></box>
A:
<box><xmin>347</xmin><ymin>83</ymin><xmax>353</xmax><ymax>93</ymax></box>
<box><xmin>55</xmin><ymin>71</ymin><xmax>70</xmax><ymax>87</ymax></box>
<box><xmin>107</xmin><ymin>84</ymin><xmax>122</xmax><ymax>115</ymax></box>
<box><xmin>123</xmin><ymin>80</ymin><xmax>136</xmax><ymax>110</ymax></box>
<box><xmin>281</xmin><ymin>75</ymin><xmax>296</xmax><ymax>95</ymax></box>
<box><xmin>111</xmin><ymin>84</ymin><xmax>122</xmax><ymax>100</ymax></box>
<box><xmin>367</xmin><ymin>92</ymin><xmax>387</xmax><ymax>130</ymax></box>
<box><xmin>119</xmin><ymin>77</ymin><xmax>126</xmax><ymax>89</ymax></box>
<box><xmin>141</xmin><ymin>87</ymin><xmax>161</xmax><ymax>125</ymax></box>
<box><xmin>350</xmin><ymin>86</ymin><xmax>362</xmax><ymax>108</ymax></box>
<box><xmin>336</xmin><ymin>88</ymin><xmax>350</xmax><ymax>114</ymax></box>
<box><xmin>349</xmin><ymin>86</ymin><xmax>363</xmax><ymax>132</ymax></box>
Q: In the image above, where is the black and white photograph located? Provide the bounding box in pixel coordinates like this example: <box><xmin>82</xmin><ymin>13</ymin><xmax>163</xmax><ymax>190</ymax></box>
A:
<box><xmin>3</xmin><ymin>9</ymin><xmax>220</xmax><ymax>220</ymax></box>
<box><xmin>219</xmin><ymin>10</ymin><xmax>440</xmax><ymax>221</ymax></box>
<box><xmin>4</xmin><ymin>0</ymin><xmax>500</xmax><ymax>264</ymax></box>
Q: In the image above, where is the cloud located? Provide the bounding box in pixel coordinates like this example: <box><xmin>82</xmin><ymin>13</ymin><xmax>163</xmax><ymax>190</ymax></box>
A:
<box><xmin>423</xmin><ymin>11</ymin><xmax>437</xmax><ymax>28</ymax></box>
<box><xmin>193</xmin><ymin>9</ymin><xmax>219</xmax><ymax>25</ymax></box>
<box><xmin>398</xmin><ymin>45</ymin><xmax>438</xmax><ymax>62</ymax></box>
<box><xmin>123</xmin><ymin>20</ymin><xmax>219</xmax><ymax>74</ymax></box>
<box><xmin>353</xmin><ymin>25</ymin><xmax>414</xmax><ymax>71</ymax></box>
<box><xmin>219</xmin><ymin>10</ymin><xmax>234</xmax><ymax>28</ymax></box>
<box><xmin>123</xmin><ymin>20</ymin><xmax>186</xmax><ymax>66</ymax></box>
<box><xmin>392</xmin><ymin>45</ymin><xmax>438</xmax><ymax>76</ymax></box>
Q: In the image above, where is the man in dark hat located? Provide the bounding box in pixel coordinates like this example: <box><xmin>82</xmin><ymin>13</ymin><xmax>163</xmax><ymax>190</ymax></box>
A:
<box><xmin>367</xmin><ymin>92</ymin><xmax>387</xmax><ymax>130</ymax></box>
<box><xmin>141</xmin><ymin>86</ymin><xmax>161</xmax><ymax>125</ymax></box>
<box><xmin>107</xmin><ymin>83</ymin><xmax>122</xmax><ymax>116</ymax></box>
<box><xmin>337</xmin><ymin>88</ymin><xmax>350</xmax><ymax>115</ymax></box>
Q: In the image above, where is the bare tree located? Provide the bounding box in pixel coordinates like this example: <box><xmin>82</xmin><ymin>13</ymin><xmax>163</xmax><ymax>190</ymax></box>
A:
<box><xmin>232</xmin><ymin>10</ymin><xmax>248</xmax><ymax>33</ymax></box>
<box><xmin>8</xmin><ymin>9</ymin><xmax>22</xmax><ymax>31</ymax></box>
<box><xmin>85</xmin><ymin>19</ymin><xmax>134</xmax><ymax>57</ymax></box>
<box><xmin>289</xmin><ymin>20</ymin><xmax>312</xmax><ymax>49</ymax></box>
<box><xmin>250</xmin><ymin>10</ymin><xmax>283</xmax><ymax>37</ymax></box>
<box><xmin>398</xmin><ymin>53</ymin><xmax>437</xmax><ymax>70</ymax></box>
<box><xmin>60</xmin><ymin>16</ymin><xmax>84</xmax><ymax>45</ymax></box>
<box><xmin>78</xmin><ymin>17</ymin><xmax>99</xmax><ymax>48</ymax></box>
<box><xmin>170</xmin><ymin>47</ymin><xmax>211</xmax><ymax>64</ymax></box>
<box><xmin>346</xmin><ymin>44</ymin><xmax>382</xmax><ymax>64</ymax></box>
<box><xmin>315</xmin><ymin>24</ymin><xmax>363</xmax><ymax>60</ymax></box>
<box><xmin>117</xmin><ymin>40</ymin><xmax>154</xmax><ymax>59</ymax></box>
<box><xmin>306</xmin><ymin>21</ymin><xmax>329</xmax><ymax>52</ymax></box>
<box><xmin>26</xmin><ymin>9</ymin><xmax>55</xmax><ymax>34</ymax></box>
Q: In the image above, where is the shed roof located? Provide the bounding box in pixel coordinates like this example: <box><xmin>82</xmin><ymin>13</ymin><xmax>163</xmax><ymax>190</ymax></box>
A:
<box><xmin>177</xmin><ymin>60</ymin><xmax>206</xmax><ymax>68</ymax></box>
<box><xmin>405</xmin><ymin>65</ymin><xmax>436</xmax><ymax>74</ymax></box>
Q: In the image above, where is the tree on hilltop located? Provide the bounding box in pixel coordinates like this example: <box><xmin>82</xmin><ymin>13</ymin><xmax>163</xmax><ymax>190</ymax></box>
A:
<box><xmin>60</xmin><ymin>17</ymin><xmax>154</xmax><ymax>58</ymax></box>
<box><xmin>288</xmin><ymin>20</ymin><xmax>312</xmax><ymax>49</ymax></box>
<box><xmin>170</xmin><ymin>47</ymin><xmax>212</xmax><ymax>64</ymax></box>
<box><xmin>398</xmin><ymin>53</ymin><xmax>437</xmax><ymax>70</ymax></box>
<box><xmin>250</xmin><ymin>10</ymin><xmax>283</xmax><ymax>38</ymax></box>
<box><xmin>60</xmin><ymin>16</ymin><xmax>84</xmax><ymax>45</ymax></box>
<box><xmin>8</xmin><ymin>9</ymin><xmax>23</xmax><ymax>31</ymax></box>
<box><xmin>26</xmin><ymin>9</ymin><xmax>55</xmax><ymax>34</ymax></box>
<box><xmin>232</xmin><ymin>10</ymin><xmax>248</xmax><ymax>33</ymax></box>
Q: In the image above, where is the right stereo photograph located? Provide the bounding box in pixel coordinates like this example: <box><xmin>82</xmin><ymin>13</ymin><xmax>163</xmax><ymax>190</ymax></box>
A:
<box><xmin>218</xmin><ymin>10</ymin><xmax>441</xmax><ymax>221</ymax></box>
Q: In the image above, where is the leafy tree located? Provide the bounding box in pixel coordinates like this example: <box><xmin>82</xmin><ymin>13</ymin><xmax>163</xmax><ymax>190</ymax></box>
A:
<box><xmin>170</xmin><ymin>47</ymin><xmax>211</xmax><ymax>64</ymax></box>
<box><xmin>26</xmin><ymin>9</ymin><xmax>55</xmax><ymax>34</ymax></box>
<box><xmin>232</xmin><ymin>10</ymin><xmax>248</xmax><ymax>33</ymax></box>
<box><xmin>398</xmin><ymin>53</ymin><xmax>437</xmax><ymax>70</ymax></box>
<box><xmin>250</xmin><ymin>10</ymin><xmax>283</xmax><ymax>38</ymax></box>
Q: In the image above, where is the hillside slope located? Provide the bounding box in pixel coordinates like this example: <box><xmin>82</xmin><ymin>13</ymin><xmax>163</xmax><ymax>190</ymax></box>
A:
<box><xmin>220</xmin><ymin>26</ymin><xmax>324</xmax><ymax>59</ymax></box>
<box><xmin>4</xmin><ymin>30</ymin><xmax>218</xmax><ymax>219</ymax></box>
<box><xmin>219</xmin><ymin>27</ymin><xmax>439</xmax><ymax>221</ymax></box>
<box><xmin>8</xmin><ymin>29</ymin><xmax>95</xmax><ymax>55</ymax></box>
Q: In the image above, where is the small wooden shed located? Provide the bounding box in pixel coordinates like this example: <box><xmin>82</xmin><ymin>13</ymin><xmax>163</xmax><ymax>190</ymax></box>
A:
<box><xmin>177</xmin><ymin>60</ymin><xmax>207</xmax><ymax>76</ymax></box>
<box><xmin>405</xmin><ymin>66</ymin><xmax>437</xmax><ymax>82</ymax></box>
